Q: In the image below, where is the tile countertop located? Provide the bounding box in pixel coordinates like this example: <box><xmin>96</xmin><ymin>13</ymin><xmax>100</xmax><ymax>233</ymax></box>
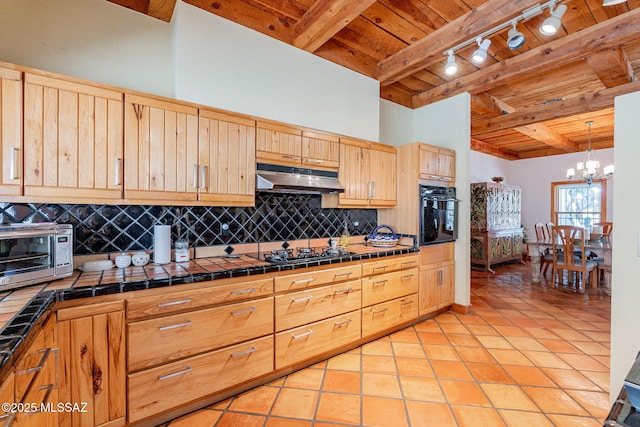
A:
<box><xmin>0</xmin><ymin>240</ymin><xmax>419</xmax><ymax>372</ymax></box>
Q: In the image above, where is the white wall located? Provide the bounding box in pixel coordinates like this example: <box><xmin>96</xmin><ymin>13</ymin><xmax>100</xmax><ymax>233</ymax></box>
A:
<box><xmin>173</xmin><ymin>2</ymin><xmax>379</xmax><ymax>141</ymax></box>
<box><xmin>470</xmin><ymin>151</ymin><xmax>510</xmax><ymax>183</ymax></box>
<box><xmin>379</xmin><ymin>99</ymin><xmax>414</xmax><ymax>147</ymax></box>
<box><xmin>610</xmin><ymin>91</ymin><xmax>640</xmax><ymax>399</ymax></box>
<box><xmin>413</xmin><ymin>94</ymin><xmax>472</xmax><ymax>308</ymax></box>
<box><xmin>0</xmin><ymin>0</ymin><xmax>174</xmax><ymax>97</ymax></box>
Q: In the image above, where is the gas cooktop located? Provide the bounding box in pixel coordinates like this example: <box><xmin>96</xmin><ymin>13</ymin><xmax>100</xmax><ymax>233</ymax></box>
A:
<box><xmin>254</xmin><ymin>246</ymin><xmax>352</xmax><ymax>266</ymax></box>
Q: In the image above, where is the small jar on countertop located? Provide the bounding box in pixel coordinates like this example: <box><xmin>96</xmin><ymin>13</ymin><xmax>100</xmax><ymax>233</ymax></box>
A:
<box><xmin>174</xmin><ymin>238</ymin><xmax>190</xmax><ymax>262</ymax></box>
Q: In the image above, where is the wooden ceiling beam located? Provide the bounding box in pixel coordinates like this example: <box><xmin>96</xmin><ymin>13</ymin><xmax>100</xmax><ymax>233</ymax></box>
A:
<box><xmin>147</xmin><ymin>0</ymin><xmax>176</xmax><ymax>22</ymax></box>
<box><xmin>413</xmin><ymin>8</ymin><xmax>640</xmax><ymax>108</ymax></box>
<box><xmin>472</xmin><ymin>80</ymin><xmax>640</xmax><ymax>134</ymax></box>
<box><xmin>376</xmin><ymin>0</ymin><xmax>542</xmax><ymax>86</ymax></box>
<box><xmin>470</xmin><ymin>138</ymin><xmax>520</xmax><ymax>160</ymax></box>
<box><xmin>294</xmin><ymin>0</ymin><xmax>377</xmax><ymax>52</ymax></box>
<box><xmin>585</xmin><ymin>47</ymin><xmax>636</xmax><ymax>88</ymax></box>
<box><xmin>471</xmin><ymin>93</ymin><xmax>579</xmax><ymax>153</ymax></box>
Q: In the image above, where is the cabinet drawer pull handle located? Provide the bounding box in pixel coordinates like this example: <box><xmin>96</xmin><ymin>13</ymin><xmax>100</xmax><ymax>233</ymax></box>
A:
<box><xmin>281</xmin><ymin>155</ymin><xmax>298</xmax><ymax>160</ymax></box>
<box><xmin>193</xmin><ymin>164</ymin><xmax>198</xmax><ymax>188</ymax></box>
<box><xmin>231</xmin><ymin>306</ymin><xmax>256</xmax><ymax>316</ymax></box>
<box><xmin>200</xmin><ymin>165</ymin><xmax>207</xmax><ymax>190</ymax></box>
<box><xmin>334</xmin><ymin>287</ymin><xmax>353</xmax><ymax>294</ymax></box>
<box><xmin>231</xmin><ymin>347</ymin><xmax>257</xmax><ymax>358</ymax></box>
<box><xmin>292</xmin><ymin>278</ymin><xmax>314</xmax><ymax>284</ymax></box>
<box><xmin>334</xmin><ymin>319</ymin><xmax>352</xmax><ymax>327</ymax></box>
<box><xmin>10</xmin><ymin>147</ymin><xmax>19</xmax><ymax>180</ymax></box>
<box><xmin>158</xmin><ymin>367</ymin><xmax>192</xmax><ymax>381</ymax></box>
<box><xmin>401</xmin><ymin>300</ymin><xmax>415</xmax><ymax>306</ymax></box>
<box><xmin>333</xmin><ymin>272</ymin><xmax>352</xmax><ymax>278</ymax></box>
<box><xmin>230</xmin><ymin>287</ymin><xmax>257</xmax><ymax>295</ymax></box>
<box><xmin>372</xmin><ymin>280</ymin><xmax>387</xmax><ymax>287</ymax></box>
<box><xmin>373</xmin><ymin>265</ymin><xmax>388</xmax><ymax>270</ymax></box>
<box><xmin>401</xmin><ymin>261</ymin><xmax>416</xmax><ymax>266</ymax></box>
<box><xmin>305</xmin><ymin>159</ymin><xmax>323</xmax><ymax>164</ymax></box>
<box><xmin>401</xmin><ymin>274</ymin><xmax>415</xmax><ymax>280</ymax></box>
<box><xmin>115</xmin><ymin>157</ymin><xmax>121</xmax><ymax>186</ymax></box>
<box><xmin>158</xmin><ymin>321</ymin><xmax>192</xmax><ymax>331</ymax></box>
<box><xmin>291</xmin><ymin>295</ymin><xmax>314</xmax><ymax>303</ymax></box>
<box><xmin>158</xmin><ymin>298</ymin><xmax>192</xmax><ymax>307</ymax></box>
<box><xmin>373</xmin><ymin>308</ymin><xmax>388</xmax><ymax>315</ymax></box>
<box><xmin>292</xmin><ymin>330</ymin><xmax>313</xmax><ymax>340</ymax></box>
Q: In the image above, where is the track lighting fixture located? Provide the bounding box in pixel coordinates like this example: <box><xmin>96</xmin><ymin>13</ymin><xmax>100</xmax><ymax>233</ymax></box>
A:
<box><xmin>540</xmin><ymin>4</ymin><xmax>567</xmax><ymax>36</ymax></box>
<box><xmin>603</xmin><ymin>0</ymin><xmax>627</xmax><ymax>5</ymax></box>
<box><xmin>441</xmin><ymin>0</ymin><xmax>568</xmax><ymax>76</ymax></box>
<box><xmin>444</xmin><ymin>51</ymin><xmax>458</xmax><ymax>76</ymax></box>
<box><xmin>507</xmin><ymin>22</ymin><xmax>526</xmax><ymax>50</ymax></box>
<box><xmin>471</xmin><ymin>38</ymin><xmax>491</xmax><ymax>64</ymax></box>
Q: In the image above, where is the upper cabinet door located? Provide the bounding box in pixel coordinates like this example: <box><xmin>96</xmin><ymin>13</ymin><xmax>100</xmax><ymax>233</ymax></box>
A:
<box><xmin>419</xmin><ymin>144</ymin><xmax>455</xmax><ymax>184</ymax></box>
<box><xmin>124</xmin><ymin>94</ymin><xmax>199</xmax><ymax>205</ymax></box>
<box><xmin>302</xmin><ymin>130</ymin><xmax>339</xmax><ymax>170</ymax></box>
<box><xmin>338</xmin><ymin>137</ymin><xmax>371</xmax><ymax>207</ymax></box>
<box><xmin>369</xmin><ymin>143</ymin><xmax>396</xmax><ymax>207</ymax></box>
<box><xmin>0</xmin><ymin>67</ymin><xmax>22</xmax><ymax>198</ymax></box>
<box><xmin>198</xmin><ymin>109</ymin><xmax>256</xmax><ymax>207</ymax></box>
<box><xmin>256</xmin><ymin>121</ymin><xmax>302</xmax><ymax>166</ymax></box>
<box><xmin>23</xmin><ymin>73</ymin><xmax>124</xmax><ymax>202</ymax></box>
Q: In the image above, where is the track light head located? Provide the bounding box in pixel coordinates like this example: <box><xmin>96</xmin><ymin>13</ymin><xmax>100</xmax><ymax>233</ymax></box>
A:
<box><xmin>540</xmin><ymin>4</ymin><xmax>567</xmax><ymax>36</ymax></box>
<box><xmin>444</xmin><ymin>51</ymin><xmax>458</xmax><ymax>76</ymax></box>
<box><xmin>507</xmin><ymin>22</ymin><xmax>526</xmax><ymax>50</ymax></box>
<box><xmin>471</xmin><ymin>38</ymin><xmax>491</xmax><ymax>64</ymax></box>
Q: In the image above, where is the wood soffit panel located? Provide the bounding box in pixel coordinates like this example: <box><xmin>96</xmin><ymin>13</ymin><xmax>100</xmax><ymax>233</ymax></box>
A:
<box><xmin>106</xmin><ymin>0</ymin><xmax>640</xmax><ymax>160</ymax></box>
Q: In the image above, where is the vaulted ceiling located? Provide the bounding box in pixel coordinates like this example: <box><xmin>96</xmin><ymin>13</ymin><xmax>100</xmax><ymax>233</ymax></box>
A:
<box><xmin>107</xmin><ymin>0</ymin><xmax>640</xmax><ymax>160</ymax></box>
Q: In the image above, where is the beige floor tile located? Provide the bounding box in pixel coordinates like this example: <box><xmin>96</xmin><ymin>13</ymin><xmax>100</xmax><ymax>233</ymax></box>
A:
<box><xmin>395</xmin><ymin>357</ymin><xmax>434</xmax><ymax>377</ymax></box>
<box><xmin>430</xmin><ymin>360</ymin><xmax>473</xmax><ymax>380</ymax></box>
<box><xmin>571</xmin><ymin>340</ymin><xmax>610</xmax><ymax>356</ymax></box>
<box><xmin>417</xmin><ymin>331</ymin><xmax>450</xmax><ymax>345</ymax></box>
<box><xmin>413</xmin><ymin>319</ymin><xmax>442</xmax><ymax>333</ymax></box>
<box><xmin>167</xmin><ymin>409</ymin><xmax>222</xmax><ymax>427</ymax></box>
<box><xmin>581</xmin><ymin>370</ymin><xmax>610</xmax><ymax>392</ymax></box>
<box><xmin>265</xmin><ymin>419</ymin><xmax>313</xmax><ymax>427</ymax></box>
<box><xmin>457</xmin><ymin>346</ymin><xmax>496</xmax><ymax>363</ymax></box>
<box><xmin>476</xmin><ymin>335</ymin><xmax>513</xmax><ymax>349</ymax></box>
<box><xmin>556</xmin><ymin>353</ymin><xmax>609</xmax><ymax>372</ymax></box>
<box><xmin>499</xmin><ymin>409</ymin><xmax>555</xmax><ymax>427</ymax></box>
<box><xmin>521</xmin><ymin>350</ymin><xmax>572</xmax><ymax>369</ymax></box>
<box><xmin>362</xmin><ymin>372</ymin><xmax>402</xmax><ymax>397</ymax></box>
<box><xmin>285</xmin><ymin>368</ymin><xmax>325</xmax><ymax>390</ymax></box>
<box><xmin>392</xmin><ymin>342</ymin><xmax>426</xmax><ymax>358</ymax></box>
<box><xmin>228</xmin><ymin>386</ymin><xmax>279</xmax><ymax>414</ymax></box>
<box><xmin>522</xmin><ymin>386</ymin><xmax>588</xmax><ymax>416</ymax></box>
<box><xmin>503</xmin><ymin>365</ymin><xmax>556</xmax><ymax>387</ymax></box>
<box><xmin>493</xmin><ymin>325</ymin><xmax>529</xmax><ymax>337</ymax></box>
<box><xmin>423</xmin><ymin>344</ymin><xmax>460</xmax><ymax>361</ymax></box>
<box><xmin>439</xmin><ymin>379</ymin><xmax>491</xmax><ymax>406</ymax></box>
<box><xmin>466</xmin><ymin>362</ymin><xmax>514</xmax><ymax>384</ymax></box>
<box><xmin>565</xmin><ymin>389</ymin><xmax>611</xmax><ymax>419</ymax></box>
<box><xmin>361</xmin><ymin>339</ymin><xmax>393</xmax><ymax>356</ymax></box>
<box><xmin>546</xmin><ymin>414</ymin><xmax>604</xmax><ymax>426</ymax></box>
<box><xmin>362</xmin><ymin>354</ymin><xmax>397</xmax><ymax>374</ymax></box>
<box><xmin>315</xmin><ymin>392</ymin><xmax>361</xmax><ymax>425</ymax></box>
<box><xmin>537</xmin><ymin>338</ymin><xmax>582</xmax><ymax>354</ymax></box>
<box><xmin>399</xmin><ymin>376</ymin><xmax>446</xmax><ymax>402</ymax></box>
<box><xmin>487</xmin><ymin>348</ymin><xmax>534</xmax><ymax>366</ymax></box>
<box><xmin>480</xmin><ymin>383</ymin><xmax>538</xmax><ymax>411</ymax></box>
<box><xmin>450</xmin><ymin>405</ymin><xmax>507</xmax><ymax>427</ymax></box>
<box><xmin>505</xmin><ymin>336</ymin><xmax>548</xmax><ymax>351</ymax></box>
<box><xmin>447</xmin><ymin>333</ymin><xmax>482</xmax><ymax>347</ymax></box>
<box><xmin>406</xmin><ymin>401</ymin><xmax>456</xmax><ymax>426</ymax></box>
<box><xmin>389</xmin><ymin>328</ymin><xmax>420</xmax><ymax>343</ymax></box>
<box><xmin>322</xmin><ymin>370</ymin><xmax>361</xmax><ymax>394</ymax></box>
<box><xmin>216</xmin><ymin>412</ymin><xmax>266</xmax><ymax>427</ymax></box>
<box><xmin>270</xmin><ymin>388</ymin><xmax>319</xmax><ymax>420</ymax></box>
<box><xmin>326</xmin><ymin>353</ymin><xmax>361</xmax><ymax>371</ymax></box>
<box><xmin>541</xmin><ymin>367</ymin><xmax>602</xmax><ymax>391</ymax></box>
<box><xmin>362</xmin><ymin>396</ymin><xmax>408</xmax><ymax>427</ymax></box>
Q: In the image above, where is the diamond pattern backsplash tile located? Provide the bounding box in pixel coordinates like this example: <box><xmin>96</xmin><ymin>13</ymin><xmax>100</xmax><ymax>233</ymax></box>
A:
<box><xmin>0</xmin><ymin>194</ymin><xmax>377</xmax><ymax>255</ymax></box>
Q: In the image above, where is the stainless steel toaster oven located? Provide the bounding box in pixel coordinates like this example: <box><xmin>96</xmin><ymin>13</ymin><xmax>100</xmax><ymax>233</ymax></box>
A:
<box><xmin>0</xmin><ymin>223</ymin><xmax>73</xmax><ymax>290</ymax></box>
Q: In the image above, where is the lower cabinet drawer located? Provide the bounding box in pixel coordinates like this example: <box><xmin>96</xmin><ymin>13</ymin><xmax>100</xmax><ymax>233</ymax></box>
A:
<box><xmin>128</xmin><ymin>297</ymin><xmax>273</xmax><ymax>371</ymax></box>
<box><xmin>362</xmin><ymin>294</ymin><xmax>419</xmax><ymax>338</ymax></box>
<box><xmin>361</xmin><ymin>268</ymin><xmax>418</xmax><ymax>307</ymax></box>
<box><xmin>275</xmin><ymin>279</ymin><xmax>362</xmax><ymax>332</ymax></box>
<box><xmin>128</xmin><ymin>336</ymin><xmax>274</xmax><ymax>423</ymax></box>
<box><xmin>275</xmin><ymin>311</ymin><xmax>361</xmax><ymax>370</ymax></box>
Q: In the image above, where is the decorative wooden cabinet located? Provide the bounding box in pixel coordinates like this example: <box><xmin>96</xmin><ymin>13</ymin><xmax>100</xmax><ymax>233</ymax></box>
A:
<box><xmin>301</xmin><ymin>130</ymin><xmax>340</xmax><ymax>170</ymax></box>
<box><xmin>256</xmin><ymin>121</ymin><xmax>302</xmax><ymax>166</ymax></box>
<box><xmin>337</xmin><ymin>137</ymin><xmax>396</xmax><ymax>208</ymax></box>
<box><xmin>419</xmin><ymin>143</ymin><xmax>455</xmax><ymax>184</ymax></box>
<box><xmin>0</xmin><ymin>66</ymin><xmax>22</xmax><ymax>198</ymax></box>
<box><xmin>124</xmin><ymin>93</ymin><xmax>199</xmax><ymax>205</ymax></box>
<box><xmin>198</xmin><ymin>109</ymin><xmax>256</xmax><ymax>206</ymax></box>
<box><xmin>419</xmin><ymin>242</ymin><xmax>455</xmax><ymax>316</ymax></box>
<box><xmin>470</xmin><ymin>182</ymin><xmax>524</xmax><ymax>272</ymax></box>
<box><xmin>23</xmin><ymin>73</ymin><xmax>124</xmax><ymax>202</ymax></box>
<box><xmin>56</xmin><ymin>301</ymin><xmax>126</xmax><ymax>427</ymax></box>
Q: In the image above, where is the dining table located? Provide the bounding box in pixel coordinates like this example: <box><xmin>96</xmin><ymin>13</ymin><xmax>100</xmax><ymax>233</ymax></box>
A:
<box><xmin>526</xmin><ymin>238</ymin><xmax>612</xmax><ymax>286</ymax></box>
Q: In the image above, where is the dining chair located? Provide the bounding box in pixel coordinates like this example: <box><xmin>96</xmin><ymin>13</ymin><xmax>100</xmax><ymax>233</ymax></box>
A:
<box><xmin>552</xmin><ymin>225</ymin><xmax>597</xmax><ymax>293</ymax></box>
<box><xmin>534</xmin><ymin>223</ymin><xmax>553</xmax><ymax>276</ymax></box>
<box><xmin>592</xmin><ymin>221</ymin><xmax>613</xmax><ymax>287</ymax></box>
<box><xmin>594</xmin><ymin>221</ymin><xmax>613</xmax><ymax>239</ymax></box>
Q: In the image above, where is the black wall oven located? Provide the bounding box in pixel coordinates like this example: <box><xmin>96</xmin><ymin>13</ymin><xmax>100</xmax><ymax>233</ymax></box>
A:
<box><xmin>419</xmin><ymin>185</ymin><xmax>459</xmax><ymax>245</ymax></box>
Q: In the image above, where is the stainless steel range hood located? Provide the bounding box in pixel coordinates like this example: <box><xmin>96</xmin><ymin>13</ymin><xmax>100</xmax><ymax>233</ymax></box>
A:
<box><xmin>256</xmin><ymin>163</ymin><xmax>345</xmax><ymax>194</ymax></box>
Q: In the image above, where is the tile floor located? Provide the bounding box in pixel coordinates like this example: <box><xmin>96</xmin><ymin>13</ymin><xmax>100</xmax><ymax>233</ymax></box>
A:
<box><xmin>164</xmin><ymin>263</ymin><xmax>612</xmax><ymax>427</ymax></box>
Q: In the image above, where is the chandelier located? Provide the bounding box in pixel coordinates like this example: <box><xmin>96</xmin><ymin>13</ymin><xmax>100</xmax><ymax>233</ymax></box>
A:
<box><xmin>566</xmin><ymin>121</ymin><xmax>614</xmax><ymax>185</ymax></box>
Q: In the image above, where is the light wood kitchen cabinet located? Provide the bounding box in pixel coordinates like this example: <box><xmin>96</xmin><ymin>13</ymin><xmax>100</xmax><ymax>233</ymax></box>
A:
<box><xmin>274</xmin><ymin>264</ymin><xmax>361</xmax><ymax>293</ymax></box>
<box><xmin>128</xmin><ymin>336</ymin><xmax>273</xmax><ymax>423</ymax></box>
<box><xmin>198</xmin><ymin>109</ymin><xmax>256</xmax><ymax>206</ymax></box>
<box><xmin>0</xmin><ymin>67</ymin><xmax>22</xmax><ymax>198</ymax></box>
<box><xmin>56</xmin><ymin>300</ymin><xmax>126</xmax><ymax>427</ymax></box>
<box><xmin>419</xmin><ymin>243</ymin><xmax>455</xmax><ymax>316</ymax></box>
<box><xmin>256</xmin><ymin>121</ymin><xmax>302</xmax><ymax>166</ymax></box>
<box><xmin>23</xmin><ymin>73</ymin><xmax>124</xmax><ymax>203</ymax></box>
<box><xmin>128</xmin><ymin>297</ymin><xmax>273</xmax><ymax>372</ymax></box>
<box><xmin>419</xmin><ymin>143</ymin><xmax>455</xmax><ymax>184</ymax></box>
<box><xmin>0</xmin><ymin>372</ymin><xmax>14</xmax><ymax>426</ymax></box>
<box><xmin>361</xmin><ymin>268</ymin><xmax>419</xmax><ymax>307</ymax></box>
<box><xmin>124</xmin><ymin>93</ymin><xmax>199</xmax><ymax>205</ymax></box>
<box><xmin>337</xmin><ymin>137</ymin><xmax>396</xmax><ymax>208</ymax></box>
<box><xmin>14</xmin><ymin>314</ymin><xmax>58</xmax><ymax>427</ymax></box>
<box><xmin>301</xmin><ymin>130</ymin><xmax>340</xmax><ymax>170</ymax></box>
<box><xmin>362</xmin><ymin>294</ymin><xmax>418</xmax><ymax>338</ymax></box>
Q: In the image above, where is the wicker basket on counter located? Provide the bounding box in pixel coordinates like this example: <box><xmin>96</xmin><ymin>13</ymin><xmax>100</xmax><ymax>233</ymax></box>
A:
<box><xmin>367</xmin><ymin>225</ymin><xmax>399</xmax><ymax>248</ymax></box>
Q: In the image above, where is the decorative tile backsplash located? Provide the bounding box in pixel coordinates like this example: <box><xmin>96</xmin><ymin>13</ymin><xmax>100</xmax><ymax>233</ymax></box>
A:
<box><xmin>0</xmin><ymin>193</ymin><xmax>377</xmax><ymax>255</ymax></box>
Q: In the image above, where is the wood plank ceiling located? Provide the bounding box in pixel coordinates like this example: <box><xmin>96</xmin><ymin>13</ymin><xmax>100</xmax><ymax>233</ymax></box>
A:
<box><xmin>107</xmin><ymin>0</ymin><xmax>640</xmax><ymax>160</ymax></box>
